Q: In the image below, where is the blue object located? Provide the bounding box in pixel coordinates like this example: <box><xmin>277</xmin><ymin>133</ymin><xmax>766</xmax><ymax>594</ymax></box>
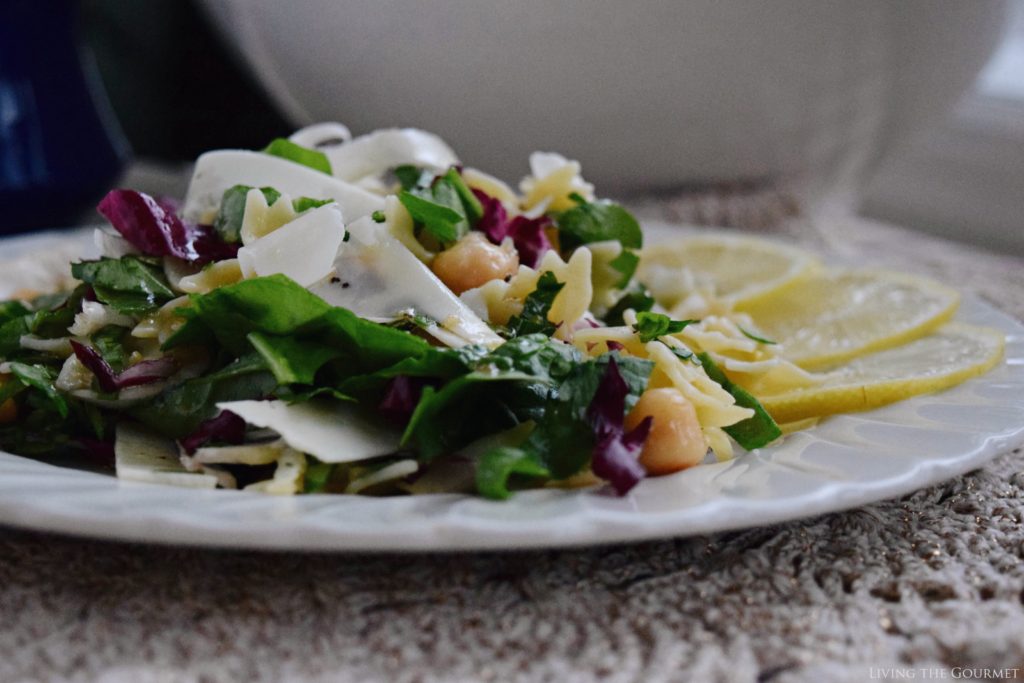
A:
<box><xmin>0</xmin><ymin>0</ymin><xmax>128</xmax><ymax>234</ymax></box>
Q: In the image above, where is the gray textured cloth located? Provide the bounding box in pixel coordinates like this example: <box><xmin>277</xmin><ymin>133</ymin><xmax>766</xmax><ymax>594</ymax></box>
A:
<box><xmin>2</xmin><ymin>195</ymin><xmax>1023</xmax><ymax>683</ymax></box>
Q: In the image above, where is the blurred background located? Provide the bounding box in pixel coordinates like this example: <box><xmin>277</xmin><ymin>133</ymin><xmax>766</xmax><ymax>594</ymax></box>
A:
<box><xmin>1</xmin><ymin>0</ymin><xmax>1022</xmax><ymax>255</ymax></box>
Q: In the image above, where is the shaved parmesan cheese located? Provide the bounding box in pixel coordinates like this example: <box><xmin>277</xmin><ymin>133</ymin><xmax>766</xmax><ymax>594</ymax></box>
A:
<box><xmin>192</xmin><ymin>441</ymin><xmax>285</xmax><ymax>466</ymax></box>
<box><xmin>239</xmin><ymin>188</ymin><xmax>299</xmax><ymax>245</ymax></box>
<box><xmin>322</xmin><ymin>128</ymin><xmax>459</xmax><ymax>184</ymax></box>
<box><xmin>115</xmin><ymin>423</ymin><xmax>217</xmax><ymax>488</ymax></box>
<box><xmin>182</xmin><ymin>150</ymin><xmax>383</xmax><ymax>223</ymax></box>
<box><xmin>311</xmin><ymin>217</ymin><xmax>503</xmax><ymax>348</ymax></box>
<box><xmin>217</xmin><ymin>399</ymin><xmax>400</xmax><ymax>464</ymax></box>
<box><xmin>288</xmin><ymin>121</ymin><xmax>352</xmax><ymax>148</ymax></box>
<box><xmin>246</xmin><ymin>449</ymin><xmax>307</xmax><ymax>495</ymax></box>
<box><xmin>93</xmin><ymin>227</ymin><xmax>136</xmax><ymax>258</ymax></box>
<box><xmin>237</xmin><ymin>204</ymin><xmax>345</xmax><ymax>287</ymax></box>
<box><xmin>345</xmin><ymin>459</ymin><xmax>418</xmax><ymax>494</ymax></box>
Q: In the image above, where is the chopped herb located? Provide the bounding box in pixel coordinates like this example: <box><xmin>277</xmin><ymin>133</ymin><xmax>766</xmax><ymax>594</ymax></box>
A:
<box><xmin>304</xmin><ymin>460</ymin><xmax>336</xmax><ymax>493</ymax></box>
<box><xmin>214</xmin><ymin>185</ymin><xmax>281</xmax><ymax>243</ymax></box>
<box><xmin>371</xmin><ymin>210</ymin><xmax>387</xmax><ymax>223</ymax></box>
<box><xmin>262</xmin><ymin>138</ymin><xmax>332</xmax><ymax>175</ymax></box>
<box><xmin>555</xmin><ymin>196</ymin><xmax>643</xmax><ymax>252</ymax></box>
<box><xmin>476</xmin><ymin>447</ymin><xmax>549</xmax><ymax>500</ymax></box>
<box><xmin>608</xmin><ymin>249</ymin><xmax>641</xmax><ymax>289</ymax></box>
<box><xmin>442</xmin><ymin>168</ymin><xmax>483</xmax><ymax>224</ymax></box>
<box><xmin>603</xmin><ymin>285</ymin><xmax>655</xmax><ymax>326</ymax></box>
<box><xmin>6</xmin><ymin>362</ymin><xmax>67</xmax><ymax>418</ymax></box>
<box><xmin>507</xmin><ymin>272</ymin><xmax>564</xmax><ymax>337</ymax></box>
<box><xmin>394</xmin><ymin>165</ymin><xmax>432</xmax><ymax>191</ymax></box>
<box><xmin>292</xmin><ymin>197</ymin><xmax>333</xmax><ymax>213</ymax></box>
<box><xmin>739</xmin><ymin>326</ymin><xmax>777</xmax><ymax>345</ymax></box>
<box><xmin>398</xmin><ymin>191</ymin><xmax>464</xmax><ymax>244</ymax></box>
<box><xmin>72</xmin><ymin>257</ymin><xmax>175</xmax><ymax>314</ymax></box>
<box><xmin>632</xmin><ymin>311</ymin><xmax>697</xmax><ymax>343</ymax></box>
<box><xmin>697</xmin><ymin>352</ymin><xmax>781</xmax><ymax>450</ymax></box>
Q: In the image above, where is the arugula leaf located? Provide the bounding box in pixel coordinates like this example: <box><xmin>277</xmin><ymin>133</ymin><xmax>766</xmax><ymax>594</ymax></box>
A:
<box><xmin>213</xmin><ymin>185</ymin><xmax>281</xmax><ymax>243</ymax></box>
<box><xmin>442</xmin><ymin>168</ymin><xmax>483</xmax><ymax>224</ymax></box>
<box><xmin>697</xmin><ymin>352</ymin><xmax>782</xmax><ymax>450</ymax></box>
<box><xmin>522</xmin><ymin>353</ymin><xmax>652</xmax><ymax>480</ymax></box>
<box><xmin>739</xmin><ymin>326</ymin><xmax>777</xmax><ymax>345</ymax></box>
<box><xmin>28</xmin><ymin>286</ymin><xmax>87</xmax><ymax>339</ymax></box>
<box><xmin>129</xmin><ymin>354</ymin><xmax>276</xmax><ymax>438</ymax></box>
<box><xmin>0</xmin><ymin>301</ymin><xmax>29</xmax><ymax>326</ymax></box>
<box><xmin>0</xmin><ymin>316</ymin><xmax>30</xmax><ymax>357</ymax></box>
<box><xmin>633</xmin><ymin>311</ymin><xmax>697</xmax><ymax>343</ymax></box>
<box><xmin>397</xmin><ymin>167</ymin><xmax>483</xmax><ymax>244</ymax></box>
<box><xmin>669</xmin><ymin>345</ymin><xmax>699</xmax><ymax>363</ymax></box>
<box><xmin>608</xmin><ymin>249</ymin><xmax>640</xmax><ymax>289</ymax></box>
<box><xmin>394</xmin><ymin>165</ymin><xmax>432</xmax><ymax>191</ymax></box>
<box><xmin>0</xmin><ymin>374</ymin><xmax>25</xmax><ymax>404</ymax></box>
<box><xmin>175</xmin><ymin>275</ymin><xmax>332</xmax><ymax>353</ymax></box>
<box><xmin>603</xmin><ymin>285</ymin><xmax>655</xmax><ymax>326</ymax></box>
<box><xmin>72</xmin><ymin>257</ymin><xmax>175</xmax><ymax>314</ymax></box>
<box><xmin>337</xmin><ymin>344</ymin><xmax>487</xmax><ymax>401</ymax></box>
<box><xmin>483</xmin><ymin>333</ymin><xmax>579</xmax><ymax>381</ymax></box>
<box><xmin>303</xmin><ymin>459</ymin><xmax>336</xmax><ymax>493</ymax></box>
<box><xmin>292</xmin><ymin>197</ymin><xmax>333</xmax><ymax>213</ymax></box>
<box><xmin>399</xmin><ymin>335</ymin><xmax>583</xmax><ymax>460</ymax></box>
<box><xmin>476</xmin><ymin>447</ymin><xmax>550</xmax><ymax>500</ymax></box>
<box><xmin>92</xmin><ymin>325</ymin><xmax>129</xmax><ymax>371</ymax></box>
<box><xmin>170</xmin><ymin>275</ymin><xmax>433</xmax><ymax>389</ymax></box>
<box><xmin>555</xmin><ymin>196</ymin><xmax>643</xmax><ymax>251</ymax></box>
<box><xmin>247</xmin><ymin>332</ymin><xmax>342</xmax><ymax>385</ymax></box>
<box><xmin>507</xmin><ymin>271</ymin><xmax>564</xmax><ymax>337</ymax></box>
<box><xmin>262</xmin><ymin>138</ymin><xmax>332</xmax><ymax>175</ymax></box>
<box><xmin>6</xmin><ymin>362</ymin><xmax>67</xmax><ymax>418</ymax></box>
<box><xmin>398</xmin><ymin>191</ymin><xmax>463</xmax><ymax>244</ymax></box>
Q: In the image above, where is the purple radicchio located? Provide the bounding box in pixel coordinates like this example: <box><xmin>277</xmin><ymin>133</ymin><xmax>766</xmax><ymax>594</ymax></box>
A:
<box><xmin>585</xmin><ymin>357</ymin><xmax>652</xmax><ymax>495</ymax></box>
<box><xmin>97</xmin><ymin>189</ymin><xmax>237</xmax><ymax>264</ymax></box>
<box><xmin>179</xmin><ymin>410</ymin><xmax>247</xmax><ymax>455</ymax></box>
<box><xmin>378</xmin><ymin>376</ymin><xmax>429</xmax><ymax>426</ymax></box>
<box><xmin>70</xmin><ymin>340</ymin><xmax>177</xmax><ymax>394</ymax></box>
<box><xmin>472</xmin><ymin>189</ymin><xmax>553</xmax><ymax>268</ymax></box>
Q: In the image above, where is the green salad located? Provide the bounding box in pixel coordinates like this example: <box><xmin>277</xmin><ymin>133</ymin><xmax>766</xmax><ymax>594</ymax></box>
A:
<box><xmin>0</xmin><ymin>124</ymin><xmax>782</xmax><ymax>498</ymax></box>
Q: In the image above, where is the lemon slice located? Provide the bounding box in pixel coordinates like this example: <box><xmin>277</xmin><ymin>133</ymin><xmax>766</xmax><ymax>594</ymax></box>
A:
<box><xmin>738</xmin><ymin>269</ymin><xmax>960</xmax><ymax>369</ymax></box>
<box><xmin>760</xmin><ymin>323</ymin><xmax>1004</xmax><ymax>424</ymax></box>
<box><xmin>639</xmin><ymin>235</ymin><xmax>820</xmax><ymax>309</ymax></box>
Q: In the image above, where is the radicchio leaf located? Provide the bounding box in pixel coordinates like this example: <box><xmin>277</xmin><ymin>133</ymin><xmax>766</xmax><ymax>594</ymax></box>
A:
<box><xmin>585</xmin><ymin>356</ymin><xmax>651</xmax><ymax>495</ymax></box>
<box><xmin>378</xmin><ymin>376</ymin><xmax>428</xmax><ymax>426</ymax></box>
<box><xmin>472</xmin><ymin>189</ymin><xmax>553</xmax><ymax>268</ymax></box>
<box><xmin>179</xmin><ymin>410</ymin><xmax>247</xmax><ymax>455</ymax></box>
<box><xmin>70</xmin><ymin>340</ymin><xmax>176</xmax><ymax>394</ymax></box>
<box><xmin>115</xmin><ymin>358</ymin><xmax>178</xmax><ymax>389</ymax></box>
<box><xmin>97</xmin><ymin>189</ymin><xmax>238</xmax><ymax>264</ymax></box>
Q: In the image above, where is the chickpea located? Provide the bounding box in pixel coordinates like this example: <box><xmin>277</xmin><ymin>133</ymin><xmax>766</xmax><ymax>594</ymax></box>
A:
<box><xmin>624</xmin><ymin>388</ymin><xmax>707</xmax><ymax>475</ymax></box>
<box><xmin>431</xmin><ymin>232</ymin><xmax>519</xmax><ymax>295</ymax></box>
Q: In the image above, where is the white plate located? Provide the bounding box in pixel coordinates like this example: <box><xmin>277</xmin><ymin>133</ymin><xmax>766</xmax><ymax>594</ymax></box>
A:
<box><xmin>0</xmin><ymin>229</ymin><xmax>1022</xmax><ymax>551</ymax></box>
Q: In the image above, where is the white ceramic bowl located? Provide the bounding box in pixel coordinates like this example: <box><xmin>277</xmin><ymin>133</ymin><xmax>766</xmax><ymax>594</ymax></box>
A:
<box><xmin>201</xmin><ymin>0</ymin><xmax>1005</xmax><ymax>192</ymax></box>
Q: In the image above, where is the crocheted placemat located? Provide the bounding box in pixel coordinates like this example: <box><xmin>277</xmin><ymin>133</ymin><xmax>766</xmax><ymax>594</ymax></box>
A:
<box><xmin>2</xmin><ymin>193</ymin><xmax>1022</xmax><ymax>683</ymax></box>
